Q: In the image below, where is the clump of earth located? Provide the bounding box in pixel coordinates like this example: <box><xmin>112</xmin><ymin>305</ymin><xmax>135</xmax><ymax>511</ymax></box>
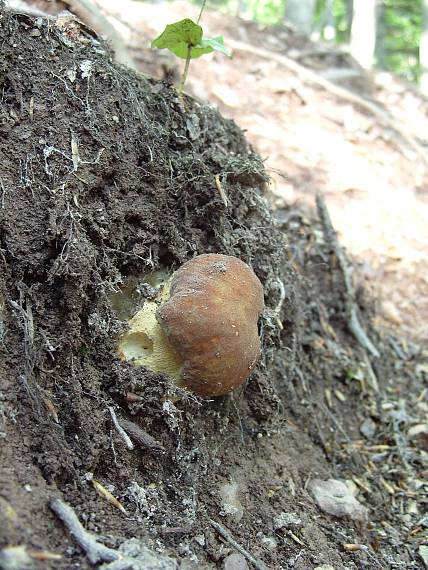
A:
<box><xmin>0</xmin><ymin>7</ymin><xmax>426</xmax><ymax>570</ymax></box>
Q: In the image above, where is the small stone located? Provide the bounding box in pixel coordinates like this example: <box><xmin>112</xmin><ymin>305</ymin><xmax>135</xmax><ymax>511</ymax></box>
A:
<box><xmin>407</xmin><ymin>424</ymin><xmax>428</xmax><ymax>451</ymax></box>
<box><xmin>406</xmin><ymin>500</ymin><xmax>418</xmax><ymax>515</ymax></box>
<box><xmin>419</xmin><ymin>545</ymin><xmax>428</xmax><ymax>569</ymax></box>
<box><xmin>309</xmin><ymin>479</ymin><xmax>368</xmax><ymax>521</ymax></box>
<box><xmin>314</xmin><ymin>566</ymin><xmax>335</xmax><ymax>570</ymax></box>
<box><xmin>219</xmin><ymin>481</ymin><xmax>243</xmax><ymax>523</ymax></box>
<box><xmin>259</xmin><ymin>534</ymin><xmax>277</xmax><ymax>550</ymax></box>
<box><xmin>223</xmin><ymin>553</ymin><xmax>249</xmax><ymax>570</ymax></box>
<box><xmin>371</xmin><ymin>452</ymin><xmax>388</xmax><ymax>463</ymax></box>
<box><xmin>360</xmin><ymin>417</ymin><xmax>376</xmax><ymax>439</ymax></box>
<box><xmin>117</xmin><ymin>538</ymin><xmax>176</xmax><ymax>569</ymax></box>
<box><xmin>273</xmin><ymin>512</ymin><xmax>302</xmax><ymax>530</ymax></box>
<box><xmin>381</xmin><ymin>300</ymin><xmax>402</xmax><ymax>325</ymax></box>
<box><xmin>0</xmin><ymin>545</ymin><xmax>32</xmax><ymax>570</ymax></box>
<box><xmin>194</xmin><ymin>534</ymin><xmax>206</xmax><ymax>547</ymax></box>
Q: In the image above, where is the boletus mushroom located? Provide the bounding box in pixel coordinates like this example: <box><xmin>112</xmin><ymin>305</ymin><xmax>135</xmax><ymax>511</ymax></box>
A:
<box><xmin>118</xmin><ymin>254</ymin><xmax>264</xmax><ymax>396</ymax></box>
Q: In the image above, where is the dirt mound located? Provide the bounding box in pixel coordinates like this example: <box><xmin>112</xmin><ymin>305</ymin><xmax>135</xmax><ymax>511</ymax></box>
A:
<box><xmin>0</xmin><ymin>7</ymin><xmax>427</xmax><ymax>570</ymax></box>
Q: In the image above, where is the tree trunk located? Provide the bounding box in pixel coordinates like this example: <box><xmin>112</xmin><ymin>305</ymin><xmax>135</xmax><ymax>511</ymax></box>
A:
<box><xmin>375</xmin><ymin>0</ymin><xmax>386</xmax><ymax>69</ymax></box>
<box><xmin>346</xmin><ymin>0</ymin><xmax>354</xmax><ymax>35</ymax></box>
<box><xmin>350</xmin><ymin>0</ymin><xmax>377</xmax><ymax>68</ymax></box>
<box><xmin>235</xmin><ymin>0</ymin><xmax>247</xmax><ymax>18</ymax></box>
<box><xmin>284</xmin><ymin>0</ymin><xmax>316</xmax><ymax>36</ymax></box>
<box><xmin>420</xmin><ymin>0</ymin><xmax>428</xmax><ymax>94</ymax></box>
<box><xmin>324</xmin><ymin>0</ymin><xmax>336</xmax><ymax>41</ymax></box>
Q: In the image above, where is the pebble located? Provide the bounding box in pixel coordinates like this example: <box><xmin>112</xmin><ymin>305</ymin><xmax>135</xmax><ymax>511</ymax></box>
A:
<box><xmin>407</xmin><ymin>424</ymin><xmax>428</xmax><ymax>451</ymax></box>
<box><xmin>419</xmin><ymin>545</ymin><xmax>428</xmax><ymax>569</ymax></box>
<box><xmin>219</xmin><ymin>481</ymin><xmax>243</xmax><ymax>523</ymax></box>
<box><xmin>273</xmin><ymin>512</ymin><xmax>302</xmax><ymax>530</ymax></box>
<box><xmin>309</xmin><ymin>479</ymin><xmax>368</xmax><ymax>521</ymax></box>
<box><xmin>0</xmin><ymin>545</ymin><xmax>32</xmax><ymax>570</ymax></box>
<box><xmin>194</xmin><ymin>534</ymin><xmax>206</xmax><ymax>547</ymax></box>
<box><xmin>360</xmin><ymin>417</ymin><xmax>377</xmax><ymax>439</ymax></box>
<box><xmin>259</xmin><ymin>534</ymin><xmax>278</xmax><ymax>550</ymax></box>
<box><xmin>223</xmin><ymin>553</ymin><xmax>249</xmax><ymax>570</ymax></box>
<box><xmin>381</xmin><ymin>300</ymin><xmax>402</xmax><ymax>325</ymax></box>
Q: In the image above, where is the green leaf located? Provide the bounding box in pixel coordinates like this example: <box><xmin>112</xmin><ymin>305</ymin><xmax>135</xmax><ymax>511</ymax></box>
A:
<box><xmin>151</xmin><ymin>19</ymin><xmax>231</xmax><ymax>60</ymax></box>
<box><xmin>199</xmin><ymin>36</ymin><xmax>231</xmax><ymax>58</ymax></box>
<box><xmin>170</xmin><ymin>43</ymin><xmax>213</xmax><ymax>60</ymax></box>
<box><xmin>151</xmin><ymin>19</ymin><xmax>204</xmax><ymax>59</ymax></box>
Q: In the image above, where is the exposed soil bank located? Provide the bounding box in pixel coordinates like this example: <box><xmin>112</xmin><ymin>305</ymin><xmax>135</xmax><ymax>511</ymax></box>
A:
<box><xmin>0</xmin><ymin>8</ymin><xmax>426</xmax><ymax>570</ymax></box>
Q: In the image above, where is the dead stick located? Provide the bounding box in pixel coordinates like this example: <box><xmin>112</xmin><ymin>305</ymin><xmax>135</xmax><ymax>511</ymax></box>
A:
<box><xmin>49</xmin><ymin>498</ymin><xmax>119</xmax><ymax>565</ymax></box>
<box><xmin>100</xmin><ymin>559</ymin><xmax>148</xmax><ymax>570</ymax></box>
<box><xmin>208</xmin><ymin>518</ymin><xmax>268</xmax><ymax>570</ymax></box>
<box><xmin>109</xmin><ymin>407</ymin><xmax>134</xmax><ymax>450</ymax></box>
<box><xmin>118</xmin><ymin>418</ymin><xmax>165</xmax><ymax>452</ymax></box>
<box><xmin>62</xmin><ymin>0</ymin><xmax>137</xmax><ymax>69</ymax></box>
<box><xmin>315</xmin><ymin>194</ymin><xmax>380</xmax><ymax>359</ymax></box>
<box><xmin>50</xmin><ymin>498</ymin><xmax>174</xmax><ymax>569</ymax></box>
<box><xmin>228</xmin><ymin>39</ymin><xmax>427</xmax><ymax>164</ymax></box>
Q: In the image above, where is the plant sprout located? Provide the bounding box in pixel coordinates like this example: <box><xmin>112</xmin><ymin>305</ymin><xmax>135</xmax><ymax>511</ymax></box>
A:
<box><xmin>151</xmin><ymin>3</ymin><xmax>231</xmax><ymax>94</ymax></box>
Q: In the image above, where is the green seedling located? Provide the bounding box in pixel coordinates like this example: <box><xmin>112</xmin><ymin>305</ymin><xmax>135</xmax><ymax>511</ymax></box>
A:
<box><xmin>151</xmin><ymin>17</ymin><xmax>231</xmax><ymax>94</ymax></box>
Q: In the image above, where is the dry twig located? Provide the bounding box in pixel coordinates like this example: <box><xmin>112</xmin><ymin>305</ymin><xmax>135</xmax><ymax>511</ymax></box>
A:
<box><xmin>109</xmin><ymin>407</ymin><xmax>134</xmax><ymax>450</ymax></box>
<box><xmin>208</xmin><ymin>518</ymin><xmax>268</xmax><ymax>570</ymax></box>
<box><xmin>215</xmin><ymin>174</ymin><xmax>229</xmax><ymax>208</ymax></box>
<box><xmin>228</xmin><ymin>39</ymin><xmax>428</xmax><ymax>164</ymax></box>
<box><xmin>50</xmin><ymin>498</ymin><xmax>177</xmax><ymax>569</ymax></box>
<box><xmin>316</xmin><ymin>194</ymin><xmax>380</xmax><ymax>360</ymax></box>
<box><xmin>62</xmin><ymin>0</ymin><xmax>136</xmax><ymax>69</ymax></box>
<box><xmin>118</xmin><ymin>418</ymin><xmax>165</xmax><ymax>452</ymax></box>
<box><xmin>49</xmin><ymin>498</ymin><xmax>119</xmax><ymax>565</ymax></box>
<box><xmin>92</xmin><ymin>480</ymin><xmax>127</xmax><ymax>515</ymax></box>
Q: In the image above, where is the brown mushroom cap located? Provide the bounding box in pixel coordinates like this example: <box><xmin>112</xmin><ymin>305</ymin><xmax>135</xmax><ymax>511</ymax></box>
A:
<box><xmin>156</xmin><ymin>254</ymin><xmax>264</xmax><ymax>396</ymax></box>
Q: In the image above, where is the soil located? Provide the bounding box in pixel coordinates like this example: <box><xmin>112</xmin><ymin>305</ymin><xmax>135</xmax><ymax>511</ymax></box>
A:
<box><xmin>0</xmin><ymin>5</ymin><xmax>427</xmax><ymax>570</ymax></box>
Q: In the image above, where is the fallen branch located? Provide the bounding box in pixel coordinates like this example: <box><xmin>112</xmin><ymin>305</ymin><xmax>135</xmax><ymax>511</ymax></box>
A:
<box><xmin>50</xmin><ymin>498</ymin><xmax>177</xmax><ymax>569</ymax></box>
<box><xmin>5</xmin><ymin>0</ymin><xmax>136</xmax><ymax>70</ymax></box>
<box><xmin>315</xmin><ymin>194</ymin><xmax>380</xmax><ymax>360</ymax></box>
<box><xmin>228</xmin><ymin>39</ymin><xmax>428</xmax><ymax>164</ymax></box>
<box><xmin>62</xmin><ymin>0</ymin><xmax>137</xmax><ymax>69</ymax></box>
<box><xmin>118</xmin><ymin>418</ymin><xmax>165</xmax><ymax>452</ymax></box>
<box><xmin>208</xmin><ymin>518</ymin><xmax>268</xmax><ymax>570</ymax></box>
<box><xmin>49</xmin><ymin>498</ymin><xmax>119</xmax><ymax>565</ymax></box>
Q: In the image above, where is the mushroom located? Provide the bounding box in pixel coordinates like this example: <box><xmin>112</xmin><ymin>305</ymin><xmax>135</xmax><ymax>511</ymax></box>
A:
<box><xmin>118</xmin><ymin>254</ymin><xmax>264</xmax><ymax>396</ymax></box>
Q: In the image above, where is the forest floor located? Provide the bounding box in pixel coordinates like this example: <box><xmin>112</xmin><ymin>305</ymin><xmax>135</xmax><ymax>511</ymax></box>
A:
<box><xmin>0</xmin><ymin>2</ymin><xmax>427</xmax><ymax>570</ymax></box>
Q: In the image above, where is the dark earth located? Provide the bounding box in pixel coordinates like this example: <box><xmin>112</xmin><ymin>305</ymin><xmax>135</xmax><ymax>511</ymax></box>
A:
<box><xmin>0</xmin><ymin>6</ymin><xmax>427</xmax><ymax>570</ymax></box>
